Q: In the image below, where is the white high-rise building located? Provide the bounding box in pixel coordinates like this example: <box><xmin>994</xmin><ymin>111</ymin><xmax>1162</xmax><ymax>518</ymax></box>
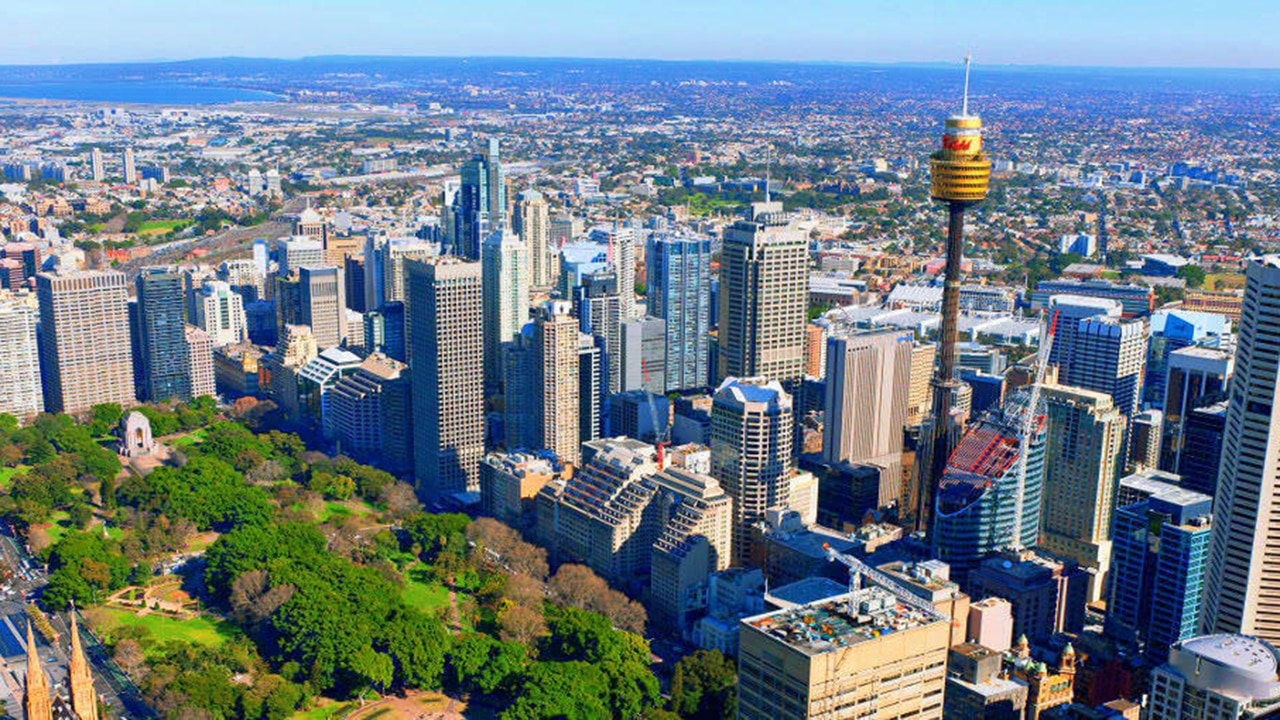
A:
<box><xmin>0</xmin><ymin>300</ymin><xmax>43</xmax><ymax>423</ymax></box>
<box><xmin>1204</xmin><ymin>256</ymin><xmax>1280</xmax><ymax>643</ymax></box>
<box><xmin>185</xmin><ymin>325</ymin><xmax>216</xmax><ymax>399</ymax></box>
<box><xmin>591</xmin><ymin>226</ymin><xmax>637</xmax><ymax>319</ymax></box>
<box><xmin>37</xmin><ymin>270</ymin><xmax>136</xmax><ymax>415</ymax></box>
<box><xmin>822</xmin><ymin>329</ymin><xmax>913</xmax><ymax>508</ymax></box>
<box><xmin>1148</xmin><ymin>635</ymin><xmax>1280</xmax><ymax>720</ymax></box>
<box><xmin>711</xmin><ymin>376</ymin><xmax>794</xmax><ymax>566</ymax></box>
<box><xmin>89</xmin><ymin>148</ymin><xmax>104</xmax><ymax>183</ymax></box>
<box><xmin>122</xmin><ymin>147</ymin><xmax>137</xmax><ymax>184</ymax></box>
<box><xmin>515</xmin><ymin>190</ymin><xmax>553</xmax><ymax>291</ymax></box>
<box><xmin>482</xmin><ymin>230</ymin><xmax>529</xmax><ymax>387</ymax></box>
<box><xmin>194</xmin><ymin>281</ymin><xmax>248</xmax><ymax>347</ymax></box>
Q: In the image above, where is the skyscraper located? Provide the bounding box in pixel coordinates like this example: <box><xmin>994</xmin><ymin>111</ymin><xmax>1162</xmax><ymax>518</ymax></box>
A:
<box><xmin>646</xmin><ymin>235</ymin><xmax>712</xmax><ymax>392</ymax></box>
<box><xmin>619</xmin><ymin>316</ymin><xmax>666</xmax><ymax>393</ymax></box>
<box><xmin>275</xmin><ymin>236</ymin><xmax>325</xmax><ymax>277</ymax></box>
<box><xmin>514</xmin><ymin>189</ymin><xmax>553</xmax><ymax>291</ymax></box>
<box><xmin>535</xmin><ymin>302</ymin><xmax>581</xmax><ymax>465</ymax></box>
<box><xmin>408</xmin><ymin>258</ymin><xmax>485</xmax><ymax>499</ymax></box>
<box><xmin>574</xmin><ymin>270</ymin><xmax>624</xmax><ymax>395</ymax></box>
<box><xmin>1049</xmin><ymin>295</ymin><xmax>1147</xmax><ymax>417</ymax></box>
<box><xmin>185</xmin><ymin>325</ymin><xmax>216</xmax><ymax>399</ymax></box>
<box><xmin>122</xmin><ymin>146</ymin><xmax>137</xmax><ymax>184</ymax></box>
<box><xmin>299</xmin><ymin>266</ymin><xmax>346</xmax><ymax>349</ymax></box>
<box><xmin>481</xmin><ymin>229</ymin><xmax>529</xmax><ymax>388</ymax></box>
<box><xmin>711</xmin><ymin>377</ymin><xmax>794</xmax><ymax>566</ymax></box>
<box><xmin>451</xmin><ymin>139</ymin><xmax>506</xmax><ymax>260</ymax></box>
<box><xmin>717</xmin><ymin>218</ymin><xmax>807</xmax><ymax>392</ymax></box>
<box><xmin>579</xmin><ymin>333</ymin><xmax>602</xmax><ymax>444</ymax></box>
<box><xmin>1106</xmin><ymin>474</ymin><xmax>1212</xmax><ymax>664</ymax></box>
<box><xmin>822</xmin><ymin>329</ymin><xmax>913</xmax><ymax>501</ymax></box>
<box><xmin>0</xmin><ymin>300</ymin><xmax>42</xmax><ymax>423</ymax></box>
<box><xmin>591</xmin><ymin>225</ymin><xmax>637</xmax><ymax>320</ymax></box>
<box><xmin>1203</xmin><ymin>255</ymin><xmax>1280</xmax><ymax>643</ymax></box>
<box><xmin>37</xmin><ymin>270</ymin><xmax>135</xmax><ymax>415</ymax></box>
<box><xmin>1147</xmin><ymin>635</ymin><xmax>1280</xmax><ymax>720</ymax></box>
<box><xmin>506</xmin><ymin>302</ymin><xmax>581</xmax><ymax>464</ymax></box>
<box><xmin>89</xmin><ymin>147</ymin><xmax>104</xmax><ymax>182</ymax></box>
<box><xmin>135</xmin><ymin>269</ymin><xmax>191</xmax><ymax>402</ymax></box>
<box><xmin>1161</xmin><ymin>346</ymin><xmax>1233</xmax><ymax>474</ymax></box>
<box><xmin>1040</xmin><ymin>384</ymin><xmax>1128</xmax><ymax>602</ymax></box>
<box><xmin>193</xmin><ymin>281</ymin><xmax>248</xmax><ymax>347</ymax></box>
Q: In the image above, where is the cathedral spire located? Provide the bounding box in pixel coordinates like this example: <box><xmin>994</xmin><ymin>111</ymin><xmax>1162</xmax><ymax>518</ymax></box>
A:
<box><xmin>23</xmin><ymin>619</ymin><xmax>51</xmax><ymax>720</ymax></box>
<box><xmin>68</xmin><ymin>609</ymin><xmax>99</xmax><ymax>720</ymax></box>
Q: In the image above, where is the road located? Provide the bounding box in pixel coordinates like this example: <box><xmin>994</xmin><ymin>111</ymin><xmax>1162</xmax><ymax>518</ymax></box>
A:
<box><xmin>0</xmin><ymin>523</ymin><xmax>153</xmax><ymax>718</ymax></box>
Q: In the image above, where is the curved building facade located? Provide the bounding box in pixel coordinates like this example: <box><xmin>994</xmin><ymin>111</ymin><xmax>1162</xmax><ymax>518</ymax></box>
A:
<box><xmin>933</xmin><ymin>413</ymin><xmax>1045</xmax><ymax>586</ymax></box>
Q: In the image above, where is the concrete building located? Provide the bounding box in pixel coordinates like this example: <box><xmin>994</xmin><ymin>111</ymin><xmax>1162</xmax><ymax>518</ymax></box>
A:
<box><xmin>275</xmin><ymin>236</ymin><xmax>325</xmax><ymax>277</ymax></box>
<box><xmin>329</xmin><ymin>353</ymin><xmax>413</xmax><ymax>475</ymax></box>
<box><xmin>575</xmin><ymin>270</ymin><xmax>624</xmax><ymax>395</ymax></box>
<box><xmin>298</xmin><ymin>347</ymin><xmax>362</xmax><ymax>435</ymax></box>
<box><xmin>89</xmin><ymin>147</ymin><xmax>104</xmax><ymax>182</ymax></box>
<box><xmin>184</xmin><ymin>325</ymin><xmax>216</xmax><ymax>399</ymax></box>
<box><xmin>1180</xmin><ymin>401</ymin><xmax>1228</xmax><ymax>498</ymax></box>
<box><xmin>0</xmin><ymin>300</ymin><xmax>42</xmax><ymax>422</ymax></box>
<box><xmin>1041</xmin><ymin>384</ymin><xmax>1128</xmax><ymax>602</ymax></box>
<box><xmin>620</xmin><ymin>316</ymin><xmax>666</xmax><ymax>392</ymax></box>
<box><xmin>513</xmin><ymin>190</ymin><xmax>553</xmax><ymax>291</ymax></box>
<box><xmin>1051</xmin><ymin>298</ymin><xmax>1148</xmax><ymax>418</ymax></box>
<box><xmin>1203</xmin><ymin>256</ymin><xmax>1280</xmax><ymax>643</ymax></box>
<box><xmin>968</xmin><ymin>597</ymin><xmax>1015</xmax><ymax>652</ymax></box>
<box><xmin>589</xmin><ymin>225</ymin><xmax>637</xmax><ymax>319</ymax></box>
<box><xmin>37</xmin><ymin>270</ymin><xmax>135</xmax><ymax>415</ymax></box>
<box><xmin>193</xmin><ymin>281</ymin><xmax>248</xmax><ymax>347</ymax></box>
<box><xmin>579</xmin><ymin>333</ymin><xmax>602</xmax><ymax>444</ymax></box>
<box><xmin>649</xmin><ymin>457</ymin><xmax>735</xmax><ymax>633</ymax></box>
<box><xmin>213</xmin><ymin>342</ymin><xmax>263</xmax><ymax>399</ymax></box>
<box><xmin>970</xmin><ymin>551</ymin><xmax>1089</xmax><ymax>644</ymax></box>
<box><xmin>908</xmin><ymin>342</ymin><xmax>937</xmax><ymax>427</ymax></box>
<box><xmin>539</xmin><ymin>438</ymin><xmax>660</xmax><ymax>585</ymax></box>
<box><xmin>1107</xmin><ymin>475</ymin><xmax>1212</xmax><ymax>664</ymax></box>
<box><xmin>122</xmin><ymin>147</ymin><xmax>136</xmax><ymax>184</ymax></box>
<box><xmin>1148</xmin><ymin>635</ymin><xmax>1280</xmax><ymax>720</ymax></box>
<box><xmin>299</xmin><ymin>266</ymin><xmax>347</xmax><ymax>350</ymax></box>
<box><xmin>711</xmin><ymin>377</ymin><xmax>794</xmax><ymax>566</ymax></box>
<box><xmin>717</xmin><ymin>217</ymin><xmax>808</xmax><ymax>391</ymax></box>
<box><xmin>737</xmin><ymin>588</ymin><xmax>950</xmax><ymax>720</ymax></box>
<box><xmin>945</xmin><ymin>643</ymin><xmax>1028</xmax><ymax>720</ymax></box>
<box><xmin>408</xmin><ymin>258</ymin><xmax>485</xmax><ymax>499</ymax></box>
<box><xmin>822</xmin><ymin>329</ymin><xmax>913</xmax><ymax>503</ymax></box>
<box><xmin>647</xmin><ymin>235</ymin><xmax>712</xmax><ymax>392</ymax></box>
<box><xmin>481</xmin><ymin>229</ymin><xmax>529</xmax><ymax>388</ymax></box>
<box><xmin>608</xmin><ymin>390</ymin><xmax>669</xmax><ymax>444</ymax></box>
<box><xmin>480</xmin><ymin>451</ymin><xmax>560</xmax><ymax>529</ymax></box>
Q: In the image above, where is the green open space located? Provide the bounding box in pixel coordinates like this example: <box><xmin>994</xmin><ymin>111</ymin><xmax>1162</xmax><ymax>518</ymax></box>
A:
<box><xmin>292</xmin><ymin>700</ymin><xmax>356</xmax><ymax>720</ymax></box>
<box><xmin>85</xmin><ymin>606</ymin><xmax>237</xmax><ymax>654</ymax></box>
<box><xmin>171</xmin><ymin>428</ymin><xmax>209</xmax><ymax>448</ymax></box>
<box><xmin>401</xmin><ymin>568</ymin><xmax>451</xmax><ymax>614</ymax></box>
<box><xmin>138</xmin><ymin>219</ymin><xmax>192</xmax><ymax>235</ymax></box>
<box><xmin>0</xmin><ymin>465</ymin><xmax>30</xmax><ymax>490</ymax></box>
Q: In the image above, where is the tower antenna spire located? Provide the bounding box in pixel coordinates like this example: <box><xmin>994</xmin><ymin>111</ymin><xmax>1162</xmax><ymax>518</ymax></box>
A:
<box><xmin>962</xmin><ymin>51</ymin><xmax>973</xmax><ymax>116</ymax></box>
<box><xmin>764</xmin><ymin>144</ymin><xmax>772</xmax><ymax>204</ymax></box>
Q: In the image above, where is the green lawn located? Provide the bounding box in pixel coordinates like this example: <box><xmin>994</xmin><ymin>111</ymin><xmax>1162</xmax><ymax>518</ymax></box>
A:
<box><xmin>171</xmin><ymin>428</ymin><xmax>208</xmax><ymax>447</ymax></box>
<box><xmin>292</xmin><ymin>700</ymin><xmax>355</xmax><ymax>719</ymax></box>
<box><xmin>138</xmin><ymin>219</ymin><xmax>192</xmax><ymax>235</ymax></box>
<box><xmin>401</xmin><ymin>570</ymin><xmax>451</xmax><ymax>614</ymax></box>
<box><xmin>0</xmin><ymin>465</ymin><xmax>29</xmax><ymax>490</ymax></box>
<box><xmin>43</xmin><ymin>511</ymin><xmax>72</xmax><ymax>545</ymax></box>
<box><xmin>86</xmin><ymin>607</ymin><xmax>237</xmax><ymax>654</ymax></box>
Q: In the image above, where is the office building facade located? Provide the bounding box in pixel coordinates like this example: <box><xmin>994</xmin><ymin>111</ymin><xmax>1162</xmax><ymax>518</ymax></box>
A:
<box><xmin>37</xmin><ymin>270</ymin><xmax>135</xmax><ymax>415</ymax></box>
<box><xmin>408</xmin><ymin>258</ymin><xmax>485</xmax><ymax>498</ymax></box>
<box><xmin>0</xmin><ymin>301</ymin><xmax>43</xmax><ymax>422</ymax></box>
<box><xmin>647</xmin><ymin>235</ymin><xmax>712</xmax><ymax>392</ymax></box>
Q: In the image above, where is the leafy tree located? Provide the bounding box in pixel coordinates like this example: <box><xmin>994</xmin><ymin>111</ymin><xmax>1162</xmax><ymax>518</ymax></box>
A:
<box><xmin>118</xmin><ymin>456</ymin><xmax>272</xmax><ymax>531</ymax></box>
<box><xmin>87</xmin><ymin>403</ymin><xmax>124</xmax><ymax>436</ymax></box>
<box><xmin>1177</xmin><ymin>264</ymin><xmax>1206</xmax><ymax>288</ymax></box>
<box><xmin>669</xmin><ymin>650</ymin><xmax>738</xmax><ymax>719</ymax></box>
<box><xmin>501</xmin><ymin>661</ymin><xmax>611</xmax><ymax>720</ymax></box>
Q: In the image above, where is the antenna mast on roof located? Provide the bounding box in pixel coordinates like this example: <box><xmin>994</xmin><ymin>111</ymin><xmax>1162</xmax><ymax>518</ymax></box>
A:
<box><xmin>765</xmin><ymin>144</ymin><xmax>772</xmax><ymax>203</ymax></box>
<box><xmin>962</xmin><ymin>51</ymin><xmax>973</xmax><ymax>116</ymax></box>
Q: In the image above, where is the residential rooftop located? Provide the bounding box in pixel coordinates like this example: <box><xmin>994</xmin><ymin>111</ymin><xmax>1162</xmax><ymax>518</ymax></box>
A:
<box><xmin>742</xmin><ymin>586</ymin><xmax>943</xmax><ymax>657</ymax></box>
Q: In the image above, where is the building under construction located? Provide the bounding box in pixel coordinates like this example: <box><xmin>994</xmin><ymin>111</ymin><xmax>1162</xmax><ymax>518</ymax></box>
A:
<box><xmin>932</xmin><ymin>404</ymin><xmax>1046</xmax><ymax>588</ymax></box>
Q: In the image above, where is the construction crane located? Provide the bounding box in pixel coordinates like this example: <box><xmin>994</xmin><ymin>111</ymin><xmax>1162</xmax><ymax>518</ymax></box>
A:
<box><xmin>641</xmin><ymin>358</ymin><xmax>670</xmax><ymax>467</ymax></box>
<box><xmin>822</xmin><ymin>543</ymin><xmax>936</xmax><ymax>615</ymax></box>
<box><xmin>1007</xmin><ymin>309</ymin><xmax>1059</xmax><ymax>551</ymax></box>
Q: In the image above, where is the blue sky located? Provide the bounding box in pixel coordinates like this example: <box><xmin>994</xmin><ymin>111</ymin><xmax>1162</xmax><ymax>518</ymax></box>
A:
<box><xmin>7</xmin><ymin>0</ymin><xmax>1279</xmax><ymax>68</ymax></box>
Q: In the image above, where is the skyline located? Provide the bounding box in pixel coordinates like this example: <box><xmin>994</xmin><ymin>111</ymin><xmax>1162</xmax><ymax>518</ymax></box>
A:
<box><xmin>6</xmin><ymin>0</ymin><xmax>1280</xmax><ymax>69</ymax></box>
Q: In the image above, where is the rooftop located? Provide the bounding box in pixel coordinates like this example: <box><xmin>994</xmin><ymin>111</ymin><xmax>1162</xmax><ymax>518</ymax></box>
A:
<box><xmin>743</xmin><ymin>586</ymin><xmax>944</xmax><ymax>656</ymax></box>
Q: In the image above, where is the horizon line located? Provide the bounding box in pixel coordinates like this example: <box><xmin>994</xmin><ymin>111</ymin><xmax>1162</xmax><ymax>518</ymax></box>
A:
<box><xmin>1</xmin><ymin>53</ymin><xmax>1278</xmax><ymax>74</ymax></box>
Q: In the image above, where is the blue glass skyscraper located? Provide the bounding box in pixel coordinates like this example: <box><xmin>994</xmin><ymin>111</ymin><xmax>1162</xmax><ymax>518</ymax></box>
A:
<box><xmin>451</xmin><ymin>139</ymin><xmax>505</xmax><ymax>260</ymax></box>
<box><xmin>1106</xmin><ymin>475</ymin><xmax>1212</xmax><ymax>664</ymax></box>
<box><xmin>135</xmin><ymin>268</ymin><xmax>191</xmax><ymax>402</ymax></box>
<box><xmin>646</xmin><ymin>235</ymin><xmax>711</xmax><ymax>392</ymax></box>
